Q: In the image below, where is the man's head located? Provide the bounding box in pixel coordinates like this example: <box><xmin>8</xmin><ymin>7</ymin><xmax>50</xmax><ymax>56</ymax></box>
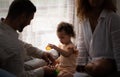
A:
<box><xmin>6</xmin><ymin>0</ymin><xmax>36</xmax><ymax>32</ymax></box>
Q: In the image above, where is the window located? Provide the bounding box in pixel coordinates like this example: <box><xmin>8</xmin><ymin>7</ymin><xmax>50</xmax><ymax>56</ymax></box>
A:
<box><xmin>0</xmin><ymin>0</ymin><xmax>12</xmax><ymax>17</ymax></box>
<box><xmin>0</xmin><ymin>0</ymin><xmax>75</xmax><ymax>51</ymax></box>
<box><xmin>20</xmin><ymin>0</ymin><xmax>75</xmax><ymax>50</ymax></box>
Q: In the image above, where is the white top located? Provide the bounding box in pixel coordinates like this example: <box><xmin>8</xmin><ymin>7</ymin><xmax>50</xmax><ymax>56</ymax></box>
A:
<box><xmin>76</xmin><ymin>10</ymin><xmax>120</xmax><ymax>71</ymax></box>
<box><xmin>0</xmin><ymin>20</ymin><xmax>44</xmax><ymax>77</ymax></box>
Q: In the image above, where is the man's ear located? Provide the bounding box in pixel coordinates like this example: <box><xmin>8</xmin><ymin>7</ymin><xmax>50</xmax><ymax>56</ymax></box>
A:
<box><xmin>20</xmin><ymin>13</ymin><xmax>27</xmax><ymax>18</ymax></box>
<box><xmin>18</xmin><ymin>13</ymin><xmax>26</xmax><ymax>22</ymax></box>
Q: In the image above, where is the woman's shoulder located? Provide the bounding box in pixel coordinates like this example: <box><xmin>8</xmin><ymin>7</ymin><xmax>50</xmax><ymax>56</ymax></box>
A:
<box><xmin>106</xmin><ymin>11</ymin><xmax>120</xmax><ymax>31</ymax></box>
<box><xmin>107</xmin><ymin>11</ymin><xmax>120</xmax><ymax>24</ymax></box>
<box><xmin>107</xmin><ymin>11</ymin><xmax>120</xmax><ymax>19</ymax></box>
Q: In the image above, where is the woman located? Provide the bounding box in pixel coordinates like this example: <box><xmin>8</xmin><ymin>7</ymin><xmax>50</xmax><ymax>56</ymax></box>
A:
<box><xmin>75</xmin><ymin>0</ymin><xmax>120</xmax><ymax>77</ymax></box>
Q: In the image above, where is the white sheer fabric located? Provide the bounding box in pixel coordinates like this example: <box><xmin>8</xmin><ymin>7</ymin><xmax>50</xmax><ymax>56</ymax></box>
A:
<box><xmin>19</xmin><ymin>0</ymin><xmax>75</xmax><ymax>50</ymax></box>
<box><xmin>0</xmin><ymin>0</ymin><xmax>75</xmax><ymax>50</ymax></box>
<box><xmin>0</xmin><ymin>0</ymin><xmax>13</xmax><ymax>17</ymax></box>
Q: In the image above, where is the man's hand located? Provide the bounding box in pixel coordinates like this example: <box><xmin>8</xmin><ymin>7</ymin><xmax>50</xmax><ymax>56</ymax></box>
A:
<box><xmin>43</xmin><ymin>66</ymin><xmax>56</xmax><ymax>77</ymax></box>
<box><xmin>41</xmin><ymin>52</ymin><xmax>55</xmax><ymax>65</ymax></box>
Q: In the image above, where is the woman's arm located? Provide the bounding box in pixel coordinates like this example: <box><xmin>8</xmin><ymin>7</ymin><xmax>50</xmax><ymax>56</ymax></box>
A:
<box><xmin>110</xmin><ymin>13</ymin><xmax>120</xmax><ymax>71</ymax></box>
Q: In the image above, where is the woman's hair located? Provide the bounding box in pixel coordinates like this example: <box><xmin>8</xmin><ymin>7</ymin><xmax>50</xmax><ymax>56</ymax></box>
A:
<box><xmin>57</xmin><ymin>21</ymin><xmax>75</xmax><ymax>38</ymax></box>
<box><xmin>76</xmin><ymin>0</ymin><xmax>117</xmax><ymax>20</ymax></box>
<box><xmin>7</xmin><ymin>0</ymin><xmax>36</xmax><ymax>19</ymax></box>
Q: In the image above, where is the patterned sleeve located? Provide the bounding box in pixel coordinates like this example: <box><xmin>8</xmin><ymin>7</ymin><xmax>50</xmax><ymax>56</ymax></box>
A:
<box><xmin>110</xmin><ymin>13</ymin><xmax>120</xmax><ymax>71</ymax></box>
<box><xmin>75</xmin><ymin>23</ymin><xmax>88</xmax><ymax>65</ymax></box>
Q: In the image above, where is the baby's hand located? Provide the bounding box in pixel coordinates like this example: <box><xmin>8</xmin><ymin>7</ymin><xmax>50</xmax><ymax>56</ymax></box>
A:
<box><xmin>47</xmin><ymin>44</ymin><xmax>56</xmax><ymax>49</ymax></box>
<box><xmin>47</xmin><ymin>60</ymin><xmax>57</xmax><ymax>66</ymax></box>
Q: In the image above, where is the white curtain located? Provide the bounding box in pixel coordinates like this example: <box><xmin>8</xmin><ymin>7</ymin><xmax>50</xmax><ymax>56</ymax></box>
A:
<box><xmin>0</xmin><ymin>0</ymin><xmax>13</xmax><ymax>17</ymax></box>
<box><xmin>19</xmin><ymin>0</ymin><xmax>75</xmax><ymax>50</ymax></box>
<box><xmin>0</xmin><ymin>0</ymin><xmax>75</xmax><ymax>50</ymax></box>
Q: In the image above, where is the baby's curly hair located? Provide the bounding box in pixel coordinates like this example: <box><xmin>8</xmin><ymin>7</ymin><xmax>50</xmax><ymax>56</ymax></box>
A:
<box><xmin>57</xmin><ymin>21</ymin><xmax>75</xmax><ymax>38</ymax></box>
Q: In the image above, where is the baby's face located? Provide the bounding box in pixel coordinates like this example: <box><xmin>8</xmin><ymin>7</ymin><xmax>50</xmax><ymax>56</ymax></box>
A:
<box><xmin>57</xmin><ymin>31</ymin><xmax>71</xmax><ymax>44</ymax></box>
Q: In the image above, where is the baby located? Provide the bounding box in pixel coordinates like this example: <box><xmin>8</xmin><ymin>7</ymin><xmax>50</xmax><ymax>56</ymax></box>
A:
<box><xmin>48</xmin><ymin>21</ymin><xmax>78</xmax><ymax>77</ymax></box>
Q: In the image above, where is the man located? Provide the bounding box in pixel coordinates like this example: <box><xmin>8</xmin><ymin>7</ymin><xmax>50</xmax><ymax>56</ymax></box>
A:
<box><xmin>0</xmin><ymin>0</ymin><xmax>55</xmax><ymax>77</ymax></box>
<box><xmin>0</xmin><ymin>69</ymin><xmax>16</xmax><ymax>77</ymax></box>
